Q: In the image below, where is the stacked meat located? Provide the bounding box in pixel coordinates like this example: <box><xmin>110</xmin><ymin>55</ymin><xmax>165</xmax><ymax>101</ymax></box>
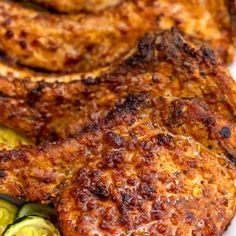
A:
<box><xmin>0</xmin><ymin>1</ymin><xmax>235</xmax><ymax>235</ymax></box>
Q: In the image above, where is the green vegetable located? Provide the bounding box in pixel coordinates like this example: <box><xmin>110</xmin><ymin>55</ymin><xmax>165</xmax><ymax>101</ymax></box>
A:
<box><xmin>17</xmin><ymin>203</ymin><xmax>57</xmax><ymax>222</ymax></box>
<box><xmin>0</xmin><ymin>125</ymin><xmax>32</xmax><ymax>149</ymax></box>
<box><xmin>3</xmin><ymin>216</ymin><xmax>60</xmax><ymax>236</ymax></box>
<box><xmin>0</xmin><ymin>199</ymin><xmax>18</xmax><ymax>235</ymax></box>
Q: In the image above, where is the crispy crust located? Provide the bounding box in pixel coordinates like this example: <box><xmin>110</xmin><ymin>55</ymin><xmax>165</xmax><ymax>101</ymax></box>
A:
<box><xmin>0</xmin><ymin>1</ymin><xmax>150</xmax><ymax>72</ymax></box>
<box><xmin>0</xmin><ymin>29</ymin><xmax>235</xmax><ymax>142</ymax></box>
<box><xmin>0</xmin><ymin>95</ymin><xmax>235</xmax><ymax>235</ymax></box>
<box><xmin>0</xmin><ymin>0</ymin><xmax>233</xmax><ymax>73</ymax></box>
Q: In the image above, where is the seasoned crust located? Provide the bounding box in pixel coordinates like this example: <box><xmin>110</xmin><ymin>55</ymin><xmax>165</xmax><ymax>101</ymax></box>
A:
<box><xmin>0</xmin><ymin>29</ymin><xmax>235</xmax><ymax>142</ymax></box>
<box><xmin>0</xmin><ymin>95</ymin><xmax>235</xmax><ymax>235</ymax></box>
<box><xmin>0</xmin><ymin>0</ymin><xmax>233</xmax><ymax>73</ymax></box>
<box><xmin>0</xmin><ymin>1</ymin><xmax>149</xmax><ymax>72</ymax></box>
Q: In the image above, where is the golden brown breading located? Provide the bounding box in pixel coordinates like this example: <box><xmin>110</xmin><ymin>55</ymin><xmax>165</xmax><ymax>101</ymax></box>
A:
<box><xmin>30</xmin><ymin>0</ymin><xmax>122</xmax><ymax>13</ymax></box>
<box><xmin>0</xmin><ymin>0</ymin><xmax>234</xmax><ymax>73</ymax></box>
<box><xmin>0</xmin><ymin>95</ymin><xmax>235</xmax><ymax>235</ymax></box>
<box><xmin>0</xmin><ymin>29</ymin><xmax>235</xmax><ymax>143</ymax></box>
<box><xmin>0</xmin><ymin>1</ymin><xmax>151</xmax><ymax>72</ymax></box>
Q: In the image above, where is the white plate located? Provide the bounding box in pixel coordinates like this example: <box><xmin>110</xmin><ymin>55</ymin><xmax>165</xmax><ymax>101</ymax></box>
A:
<box><xmin>224</xmin><ymin>54</ymin><xmax>236</xmax><ymax>236</ymax></box>
<box><xmin>229</xmin><ymin>53</ymin><xmax>236</xmax><ymax>79</ymax></box>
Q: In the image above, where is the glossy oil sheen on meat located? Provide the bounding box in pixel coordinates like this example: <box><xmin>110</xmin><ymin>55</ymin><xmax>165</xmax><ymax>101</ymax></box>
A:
<box><xmin>0</xmin><ymin>0</ymin><xmax>233</xmax><ymax>73</ymax></box>
<box><xmin>0</xmin><ymin>95</ymin><xmax>235</xmax><ymax>235</ymax></box>
<box><xmin>0</xmin><ymin>29</ymin><xmax>235</xmax><ymax>143</ymax></box>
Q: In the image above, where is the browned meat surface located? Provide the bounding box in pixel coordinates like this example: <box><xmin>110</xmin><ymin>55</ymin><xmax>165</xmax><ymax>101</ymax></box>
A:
<box><xmin>0</xmin><ymin>0</ymin><xmax>234</xmax><ymax>73</ymax></box>
<box><xmin>0</xmin><ymin>2</ymin><xmax>234</xmax><ymax>235</ymax></box>
<box><xmin>0</xmin><ymin>95</ymin><xmax>235</xmax><ymax>235</ymax></box>
<box><xmin>30</xmin><ymin>0</ymin><xmax>122</xmax><ymax>13</ymax></box>
<box><xmin>0</xmin><ymin>29</ymin><xmax>235</xmax><ymax>143</ymax></box>
<box><xmin>0</xmin><ymin>1</ymin><xmax>148</xmax><ymax>72</ymax></box>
